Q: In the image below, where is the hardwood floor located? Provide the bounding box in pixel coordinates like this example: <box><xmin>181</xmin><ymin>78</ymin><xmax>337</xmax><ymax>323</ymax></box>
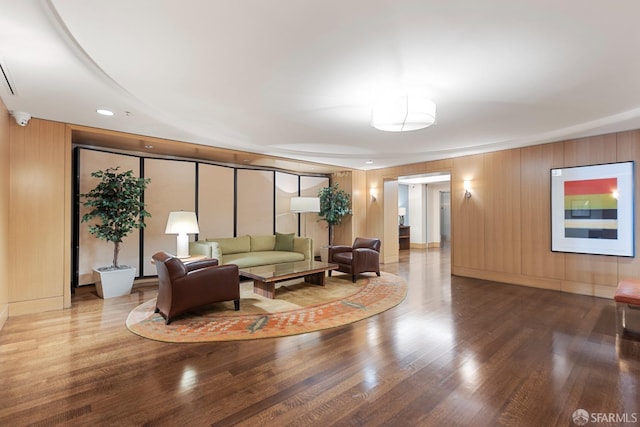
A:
<box><xmin>1</xmin><ymin>249</ymin><xmax>639</xmax><ymax>426</ymax></box>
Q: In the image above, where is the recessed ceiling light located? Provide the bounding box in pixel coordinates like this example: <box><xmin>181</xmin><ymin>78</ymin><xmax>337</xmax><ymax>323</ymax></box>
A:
<box><xmin>96</xmin><ymin>109</ymin><xmax>114</xmax><ymax>116</ymax></box>
<box><xmin>365</xmin><ymin>160</ymin><xmax>374</xmax><ymax>164</ymax></box>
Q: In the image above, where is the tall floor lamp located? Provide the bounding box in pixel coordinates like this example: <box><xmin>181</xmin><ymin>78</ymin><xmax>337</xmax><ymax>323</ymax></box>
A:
<box><xmin>290</xmin><ymin>197</ymin><xmax>320</xmax><ymax>237</ymax></box>
<box><xmin>165</xmin><ymin>211</ymin><xmax>200</xmax><ymax>258</ymax></box>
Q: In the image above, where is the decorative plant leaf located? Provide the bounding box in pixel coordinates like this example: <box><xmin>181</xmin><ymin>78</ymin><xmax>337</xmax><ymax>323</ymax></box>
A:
<box><xmin>81</xmin><ymin>167</ymin><xmax>151</xmax><ymax>269</ymax></box>
<box><xmin>318</xmin><ymin>183</ymin><xmax>352</xmax><ymax>245</ymax></box>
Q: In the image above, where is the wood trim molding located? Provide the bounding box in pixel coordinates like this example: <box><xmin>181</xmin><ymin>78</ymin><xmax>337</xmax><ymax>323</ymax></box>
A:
<box><xmin>9</xmin><ymin>297</ymin><xmax>64</xmax><ymax>317</ymax></box>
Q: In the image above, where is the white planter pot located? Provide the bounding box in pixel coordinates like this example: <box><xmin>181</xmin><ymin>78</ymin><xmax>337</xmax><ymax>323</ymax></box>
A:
<box><xmin>94</xmin><ymin>267</ymin><xmax>136</xmax><ymax>299</ymax></box>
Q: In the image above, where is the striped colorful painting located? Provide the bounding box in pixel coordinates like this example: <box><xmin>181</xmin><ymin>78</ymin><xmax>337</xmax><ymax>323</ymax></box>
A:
<box><xmin>564</xmin><ymin>178</ymin><xmax>618</xmax><ymax>239</ymax></box>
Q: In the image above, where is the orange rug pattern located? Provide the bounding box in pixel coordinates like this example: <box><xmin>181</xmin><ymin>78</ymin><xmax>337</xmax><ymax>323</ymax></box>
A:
<box><xmin>126</xmin><ymin>272</ymin><xmax>406</xmax><ymax>342</ymax></box>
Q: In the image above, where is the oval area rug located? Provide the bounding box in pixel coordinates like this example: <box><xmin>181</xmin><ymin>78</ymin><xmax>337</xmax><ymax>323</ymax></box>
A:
<box><xmin>126</xmin><ymin>271</ymin><xmax>407</xmax><ymax>342</ymax></box>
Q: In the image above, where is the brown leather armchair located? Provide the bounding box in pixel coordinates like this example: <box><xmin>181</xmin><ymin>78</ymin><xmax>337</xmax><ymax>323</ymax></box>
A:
<box><xmin>328</xmin><ymin>237</ymin><xmax>381</xmax><ymax>282</ymax></box>
<box><xmin>152</xmin><ymin>251</ymin><xmax>240</xmax><ymax>324</ymax></box>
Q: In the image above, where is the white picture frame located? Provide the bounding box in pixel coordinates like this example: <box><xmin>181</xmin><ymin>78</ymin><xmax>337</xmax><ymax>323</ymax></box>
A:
<box><xmin>550</xmin><ymin>161</ymin><xmax>635</xmax><ymax>257</ymax></box>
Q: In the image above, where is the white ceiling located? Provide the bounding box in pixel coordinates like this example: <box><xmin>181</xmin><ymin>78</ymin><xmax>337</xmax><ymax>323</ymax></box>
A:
<box><xmin>3</xmin><ymin>0</ymin><xmax>640</xmax><ymax>171</ymax></box>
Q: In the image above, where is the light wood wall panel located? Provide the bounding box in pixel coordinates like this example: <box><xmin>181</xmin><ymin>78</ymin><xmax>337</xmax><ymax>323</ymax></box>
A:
<box><xmin>77</xmin><ymin>149</ymin><xmax>140</xmax><ymax>285</ymax></box>
<box><xmin>521</xmin><ymin>143</ymin><xmax>565</xmax><ymax>280</ymax></box>
<box><xmin>330</xmin><ymin>171</ymin><xmax>367</xmax><ymax>247</ymax></box>
<box><xmin>300</xmin><ymin>176</ymin><xmax>328</xmax><ymax>256</ymax></box>
<box><xmin>0</xmin><ymin>101</ymin><xmax>9</xmax><ymax>328</ymax></box>
<box><xmin>484</xmin><ymin>150</ymin><xmax>522</xmax><ymax>274</ymax></box>
<box><xmin>9</xmin><ymin>119</ymin><xmax>67</xmax><ymax>309</ymax></box>
<box><xmin>237</xmin><ymin>169</ymin><xmax>274</xmax><ymax>236</ymax></box>
<box><xmin>198</xmin><ymin>164</ymin><xmax>235</xmax><ymax>239</ymax></box>
<box><xmin>275</xmin><ymin>172</ymin><xmax>299</xmax><ymax>235</ymax></box>
<box><xmin>350</xmin><ymin>170</ymin><xmax>368</xmax><ymax>243</ymax></box>
<box><xmin>564</xmin><ymin>134</ymin><xmax>617</xmax><ymax>167</ymax></box>
<box><xmin>143</xmin><ymin>159</ymin><xmax>196</xmax><ymax>275</ymax></box>
<box><xmin>365</xmin><ymin>171</ymin><xmax>385</xmax><ymax>259</ymax></box>
<box><xmin>452</xmin><ymin>154</ymin><xmax>485</xmax><ymax>270</ymax></box>
<box><xmin>331</xmin><ymin>172</ymin><xmax>355</xmax><ymax>246</ymax></box>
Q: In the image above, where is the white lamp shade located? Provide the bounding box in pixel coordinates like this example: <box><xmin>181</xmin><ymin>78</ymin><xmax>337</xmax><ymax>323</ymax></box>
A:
<box><xmin>372</xmin><ymin>93</ymin><xmax>436</xmax><ymax>132</ymax></box>
<box><xmin>398</xmin><ymin>208</ymin><xmax>407</xmax><ymax>216</ymax></box>
<box><xmin>165</xmin><ymin>211</ymin><xmax>200</xmax><ymax>234</ymax></box>
<box><xmin>290</xmin><ymin>197</ymin><xmax>320</xmax><ymax>213</ymax></box>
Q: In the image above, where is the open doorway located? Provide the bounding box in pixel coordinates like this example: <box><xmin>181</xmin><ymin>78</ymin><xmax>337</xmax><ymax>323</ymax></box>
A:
<box><xmin>397</xmin><ymin>172</ymin><xmax>451</xmax><ymax>254</ymax></box>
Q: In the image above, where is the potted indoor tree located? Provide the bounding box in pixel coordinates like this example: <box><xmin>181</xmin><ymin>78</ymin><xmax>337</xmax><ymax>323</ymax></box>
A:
<box><xmin>81</xmin><ymin>167</ymin><xmax>151</xmax><ymax>298</ymax></box>
<box><xmin>318</xmin><ymin>183</ymin><xmax>352</xmax><ymax>261</ymax></box>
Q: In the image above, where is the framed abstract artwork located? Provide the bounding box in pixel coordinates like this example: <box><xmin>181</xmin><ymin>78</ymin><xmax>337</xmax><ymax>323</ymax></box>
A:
<box><xmin>550</xmin><ymin>161</ymin><xmax>635</xmax><ymax>257</ymax></box>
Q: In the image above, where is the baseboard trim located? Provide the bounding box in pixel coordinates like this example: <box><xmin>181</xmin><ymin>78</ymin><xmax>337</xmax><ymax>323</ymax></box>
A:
<box><xmin>0</xmin><ymin>303</ymin><xmax>8</xmax><ymax>330</ymax></box>
<box><xmin>9</xmin><ymin>296</ymin><xmax>64</xmax><ymax>316</ymax></box>
<box><xmin>451</xmin><ymin>266</ymin><xmax>616</xmax><ymax>299</ymax></box>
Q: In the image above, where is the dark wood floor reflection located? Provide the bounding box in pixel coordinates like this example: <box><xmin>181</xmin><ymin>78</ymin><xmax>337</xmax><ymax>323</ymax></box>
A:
<box><xmin>1</xmin><ymin>249</ymin><xmax>639</xmax><ymax>426</ymax></box>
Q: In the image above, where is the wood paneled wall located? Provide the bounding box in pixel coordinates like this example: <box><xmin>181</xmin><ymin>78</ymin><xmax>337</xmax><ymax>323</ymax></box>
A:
<box><xmin>0</xmin><ymin>104</ymin><xmax>9</xmax><ymax>328</ymax></box>
<box><xmin>484</xmin><ymin>150</ymin><xmax>522</xmax><ymax>274</ymax></box>
<box><xmin>366</xmin><ymin>133</ymin><xmax>640</xmax><ymax>299</ymax></box>
<box><xmin>9</xmin><ymin>119</ymin><xmax>71</xmax><ymax>315</ymax></box>
<box><xmin>331</xmin><ymin>170</ymin><xmax>367</xmax><ymax>247</ymax></box>
<box><xmin>520</xmin><ymin>143</ymin><xmax>565</xmax><ymax>282</ymax></box>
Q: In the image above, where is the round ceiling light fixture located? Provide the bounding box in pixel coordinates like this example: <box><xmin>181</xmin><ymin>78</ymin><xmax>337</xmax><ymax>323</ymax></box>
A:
<box><xmin>371</xmin><ymin>93</ymin><xmax>436</xmax><ymax>132</ymax></box>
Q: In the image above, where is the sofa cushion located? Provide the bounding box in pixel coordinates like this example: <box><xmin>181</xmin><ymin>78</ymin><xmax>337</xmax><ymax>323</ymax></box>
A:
<box><xmin>225</xmin><ymin>251</ymin><xmax>304</xmax><ymax>268</ymax></box>
<box><xmin>250</xmin><ymin>235</ymin><xmax>276</xmax><ymax>252</ymax></box>
<box><xmin>275</xmin><ymin>232</ymin><xmax>295</xmax><ymax>251</ymax></box>
<box><xmin>206</xmin><ymin>235</ymin><xmax>250</xmax><ymax>255</ymax></box>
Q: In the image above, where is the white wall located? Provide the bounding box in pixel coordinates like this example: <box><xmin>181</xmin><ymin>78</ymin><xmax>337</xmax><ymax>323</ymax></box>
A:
<box><xmin>408</xmin><ymin>184</ymin><xmax>427</xmax><ymax>246</ymax></box>
<box><xmin>426</xmin><ymin>182</ymin><xmax>450</xmax><ymax>246</ymax></box>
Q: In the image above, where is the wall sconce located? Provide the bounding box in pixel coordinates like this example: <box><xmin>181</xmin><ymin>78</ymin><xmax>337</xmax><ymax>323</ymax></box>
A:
<box><xmin>165</xmin><ymin>211</ymin><xmax>200</xmax><ymax>258</ymax></box>
<box><xmin>370</xmin><ymin>188</ymin><xmax>377</xmax><ymax>202</ymax></box>
<box><xmin>464</xmin><ymin>180</ymin><xmax>472</xmax><ymax>199</ymax></box>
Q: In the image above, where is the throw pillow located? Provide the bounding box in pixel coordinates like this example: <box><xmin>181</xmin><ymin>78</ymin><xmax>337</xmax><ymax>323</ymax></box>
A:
<box><xmin>275</xmin><ymin>232</ymin><xmax>295</xmax><ymax>251</ymax></box>
<box><xmin>250</xmin><ymin>235</ymin><xmax>276</xmax><ymax>252</ymax></box>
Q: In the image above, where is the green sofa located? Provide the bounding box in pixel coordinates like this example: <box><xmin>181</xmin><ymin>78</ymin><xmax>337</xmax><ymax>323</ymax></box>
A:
<box><xmin>189</xmin><ymin>233</ymin><xmax>313</xmax><ymax>268</ymax></box>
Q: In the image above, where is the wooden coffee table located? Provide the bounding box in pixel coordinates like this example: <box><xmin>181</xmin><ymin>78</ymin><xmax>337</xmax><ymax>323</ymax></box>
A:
<box><xmin>239</xmin><ymin>260</ymin><xmax>339</xmax><ymax>299</ymax></box>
